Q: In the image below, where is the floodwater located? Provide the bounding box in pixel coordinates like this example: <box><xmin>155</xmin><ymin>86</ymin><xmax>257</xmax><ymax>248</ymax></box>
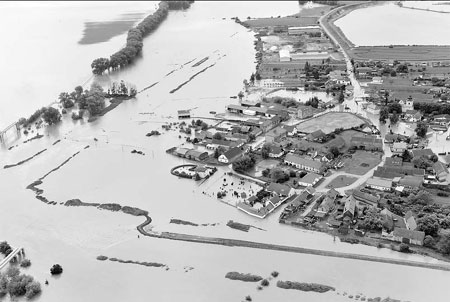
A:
<box><xmin>335</xmin><ymin>2</ymin><xmax>450</xmax><ymax>46</ymax></box>
<box><xmin>1</xmin><ymin>1</ymin><xmax>450</xmax><ymax>302</ymax></box>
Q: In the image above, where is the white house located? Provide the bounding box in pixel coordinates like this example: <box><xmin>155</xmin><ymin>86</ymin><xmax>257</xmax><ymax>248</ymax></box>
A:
<box><xmin>366</xmin><ymin>177</ymin><xmax>392</xmax><ymax>191</ymax></box>
<box><xmin>218</xmin><ymin>147</ymin><xmax>242</xmax><ymax>164</ymax></box>
<box><xmin>399</xmin><ymin>97</ymin><xmax>414</xmax><ymax>112</ymax></box>
<box><xmin>297</xmin><ymin>172</ymin><xmax>322</xmax><ymax>187</ymax></box>
<box><xmin>279</xmin><ymin>49</ymin><xmax>291</xmax><ymax>62</ymax></box>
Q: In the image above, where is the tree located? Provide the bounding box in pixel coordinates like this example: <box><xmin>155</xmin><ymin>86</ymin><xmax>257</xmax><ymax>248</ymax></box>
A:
<box><xmin>379</xmin><ymin>107</ymin><xmax>389</xmax><ymax>123</ymax></box>
<box><xmin>261</xmin><ymin>144</ymin><xmax>271</xmax><ymax>159</ymax></box>
<box><xmin>338</xmin><ymin>91</ymin><xmax>345</xmax><ymax>103</ymax></box>
<box><xmin>437</xmin><ymin>232</ymin><xmax>450</xmax><ymax>255</ymax></box>
<box><xmin>408</xmin><ymin>190</ymin><xmax>432</xmax><ymax>205</ymax></box>
<box><xmin>388</xmin><ymin>102</ymin><xmax>402</xmax><ymax>114</ymax></box>
<box><xmin>399</xmin><ymin>243</ymin><xmax>410</xmax><ymax>253</ymax></box>
<box><xmin>390</xmin><ymin>112</ymin><xmax>399</xmax><ymax>124</ymax></box>
<box><xmin>25</xmin><ymin>281</ymin><xmax>41</xmax><ymax>299</ymax></box>
<box><xmin>423</xmin><ymin>235</ymin><xmax>435</xmax><ymax>248</ymax></box>
<box><xmin>213</xmin><ymin>133</ymin><xmax>223</xmax><ymax>140</ymax></box>
<box><xmin>305</xmin><ymin>96</ymin><xmax>320</xmax><ymax>108</ymax></box>
<box><xmin>415</xmin><ymin>121</ymin><xmax>427</xmax><ymax>138</ymax></box>
<box><xmin>42</xmin><ymin>107</ymin><xmax>62</xmax><ymax>125</ymax></box>
<box><xmin>401</xmin><ymin>149</ymin><xmax>412</xmax><ymax>162</ymax></box>
<box><xmin>50</xmin><ymin>264</ymin><xmax>63</xmax><ymax>275</ymax></box>
<box><xmin>329</xmin><ymin>146</ymin><xmax>340</xmax><ymax>158</ymax></box>
<box><xmin>359</xmin><ymin>208</ymin><xmax>383</xmax><ymax>231</ymax></box>
<box><xmin>0</xmin><ymin>241</ymin><xmax>12</xmax><ymax>256</ymax></box>
<box><xmin>238</xmin><ymin>91</ymin><xmax>244</xmax><ymax>100</ymax></box>
<box><xmin>417</xmin><ymin>214</ymin><xmax>440</xmax><ymax>236</ymax></box>
<box><xmin>270</xmin><ymin>168</ymin><xmax>289</xmax><ymax>183</ymax></box>
<box><xmin>91</xmin><ymin>57</ymin><xmax>110</xmax><ymax>75</ymax></box>
<box><xmin>250</xmin><ymin>73</ymin><xmax>255</xmax><ymax>85</ymax></box>
<box><xmin>20</xmin><ymin>259</ymin><xmax>31</xmax><ymax>268</ymax></box>
<box><xmin>232</xmin><ymin>155</ymin><xmax>256</xmax><ymax>172</ymax></box>
<box><xmin>412</xmin><ymin>156</ymin><xmax>433</xmax><ymax>170</ymax></box>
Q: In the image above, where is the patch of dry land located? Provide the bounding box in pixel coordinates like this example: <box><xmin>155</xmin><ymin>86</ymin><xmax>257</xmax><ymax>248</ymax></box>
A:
<box><xmin>297</xmin><ymin>112</ymin><xmax>366</xmax><ymax>134</ymax></box>
<box><xmin>326</xmin><ymin>175</ymin><xmax>358</xmax><ymax>188</ymax></box>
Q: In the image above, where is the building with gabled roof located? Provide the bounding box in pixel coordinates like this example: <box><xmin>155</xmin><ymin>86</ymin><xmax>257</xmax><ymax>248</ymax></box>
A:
<box><xmin>218</xmin><ymin>147</ymin><xmax>243</xmax><ymax>164</ymax></box>
<box><xmin>266</xmin><ymin>182</ymin><xmax>294</xmax><ymax>197</ymax></box>
<box><xmin>284</xmin><ymin>154</ymin><xmax>325</xmax><ymax>174</ymax></box>
<box><xmin>392</xmin><ymin>228</ymin><xmax>425</xmax><ymax>246</ymax></box>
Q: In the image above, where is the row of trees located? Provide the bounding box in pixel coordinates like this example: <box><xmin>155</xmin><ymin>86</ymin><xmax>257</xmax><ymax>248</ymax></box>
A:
<box><xmin>91</xmin><ymin>1</ymin><xmax>192</xmax><ymax>75</ymax></box>
<box><xmin>414</xmin><ymin>102</ymin><xmax>450</xmax><ymax>115</ymax></box>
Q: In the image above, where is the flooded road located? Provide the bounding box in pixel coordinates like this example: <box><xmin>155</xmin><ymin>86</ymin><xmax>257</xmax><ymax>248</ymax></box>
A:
<box><xmin>1</xmin><ymin>2</ymin><xmax>450</xmax><ymax>302</ymax></box>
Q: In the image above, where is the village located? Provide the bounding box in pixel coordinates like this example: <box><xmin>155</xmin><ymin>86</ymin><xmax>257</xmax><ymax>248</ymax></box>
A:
<box><xmin>164</xmin><ymin>1</ymin><xmax>450</xmax><ymax>259</ymax></box>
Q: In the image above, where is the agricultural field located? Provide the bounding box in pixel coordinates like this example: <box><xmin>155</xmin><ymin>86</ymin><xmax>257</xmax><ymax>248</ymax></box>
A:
<box><xmin>297</xmin><ymin>112</ymin><xmax>366</xmax><ymax>134</ymax></box>
<box><xmin>349</xmin><ymin>45</ymin><xmax>450</xmax><ymax>61</ymax></box>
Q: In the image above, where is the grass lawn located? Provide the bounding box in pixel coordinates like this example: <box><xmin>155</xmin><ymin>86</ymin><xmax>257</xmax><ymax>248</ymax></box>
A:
<box><xmin>297</xmin><ymin>112</ymin><xmax>366</xmax><ymax>134</ymax></box>
<box><xmin>326</xmin><ymin>175</ymin><xmax>358</xmax><ymax>189</ymax></box>
<box><xmin>343</xmin><ymin>150</ymin><xmax>382</xmax><ymax>175</ymax></box>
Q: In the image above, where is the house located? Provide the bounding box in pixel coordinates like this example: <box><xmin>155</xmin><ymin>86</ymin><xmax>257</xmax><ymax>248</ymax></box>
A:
<box><xmin>218</xmin><ymin>147</ymin><xmax>243</xmax><ymax>164</ymax></box>
<box><xmin>185</xmin><ymin>150</ymin><xmax>209</xmax><ymax>161</ymax></box>
<box><xmin>391</xmin><ymin>142</ymin><xmax>407</xmax><ymax>155</ymax></box>
<box><xmin>177</xmin><ymin>110</ymin><xmax>191</xmax><ymax>119</ymax></box>
<box><xmin>392</xmin><ymin>228</ymin><xmax>425</xmax><ymax>246</ymax></box>
<box><xmin>399</xmin><ymin>96</ymin><xmax>414</xmax><ymax>112</ymax></box>
<box><xmin>356</xmin><ymin>67</ymin><xmax>372</xmax><ymax>78</ymax></box>
<box><xmin>279</xmin><ymin>49</ymin><xmax>291</xmax><ymax>62</ymax></box>
<box><xmin>342</xmin><ymin>196</ymin><xmax>356</xmax><ymax>223</ymax></box>
<box><xmin>306</xmin><ymin>130</ymin><xmax>326</xmax><ymax>143</ymax></box>
<box><xmin>297</xmin><ymin>106</ymin><xmax>314</xmax><ymax>119</ymax></box>
<box><xmin>410</xmin><ymin>148</ymin><xmax>435</xmax><ymax>159</ymax></box>
<box><xmin>266</xmin><ymin>182</ymin><xmax>294</xmax><ymax>197</ymax></box>
<box><xmin>283</xmin><ymin>125</ymin><xmax>297</xmax><ymax>137</ymax></box>
<box><xmin>405</xmin><ymin>211</ymin><xmax>418</xmax><ymax>231</ymax></box>
<box><xmin>316</xmin><ymin>196</ymin><xmax>334</xmax><ymax>215</ymax></box>
<box><xmin>372</xmin><ymin>76</ymin><xmax>383</xmax><ymax>84</ymax></box>
<box><xmin>268</xmin><ymin>145</ymin><xmax>284</xmax><ymax>158</ymax></box>
<box><xmin>265</xmin><ymin>127</ymin><xmax>287</xmax><ymax>143</ymax></box>
<box><xmin>404</xmin><ymin>110</ymin><xmax>422</xmax><ymax>122</ymax></box>
<box><xmin>352</xmin><ymin>189</ymin><xmax>379</xmax><ymax>207</ymax></box>
<box><xmin>206</xmin><ymin>139</ymin><xmax>236</xmax><ymax>150</ymax></box>
<box><xmin>399</xmin><ymin>175</ymin><xmax>423</xmax><ymax>189</ymax></box>
<box><xmin>284</xmin><ymin>154</ymin><xmax>325</xmax><ymax>174</ymax></box>
<box><xmin>433</xmin><ymin>161</ymin><xmax>449</xmax><ymax>182</ymax></box>
<box><xmin>366</xmin><ymin>103</ymin><xmax>380</xmax><ymax>115</ymax></box>
<box><xmin>366</xmin><ymin>177</ymin><xmax>392</xmax><ymax>191</ymax></box>
<box><xmin>350</xmin><ymin>135</ymin><xmax>383</xmax><ymax>151</ymax></box>
<box><xmin>288</xmin><ymin>25</ymin><xmax>321</xmax><ymax>35</ymax></box>
<box><xmin>174</xmin><ymin>147</ymin><xmax>190</xmax><ymax>157</ymax></box>
<box><xmin>385</xmin><ymin>157</ymin><xmax>403</xmax><ymax>166</ymax></box>
<box><xmin>433</xmin><ymin>114</ymin><xmax>450</xmax><ymax>126</ymax></box>
<box><xmin>227</xmin><ymin>104</ymin><xmax>245</xmax><ymax>114</ymax></box>
<box><xmin>297</xmin><ymin>172</ymin><xmax>322</xmax><ymax>187</ymax></box>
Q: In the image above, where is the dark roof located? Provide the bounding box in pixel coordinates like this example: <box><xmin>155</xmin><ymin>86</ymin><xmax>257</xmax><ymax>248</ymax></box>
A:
<box><xmin>351</xmin><ymin>135</ymin><xmax>383</xmax><ymax>146</ymax></box>
<box><xmin>399</xmin><ymin>175</ymin><xmax>423</xmax><ymax>188</ymax></box>
<box><xmin>309</xmin><ymin>129</ymin><xmax>326</xmax><ymax>139</ymax></box>
<box><xmin>410</xmin><ymin>148</ymin><xmax>435</xmax><ymax>158</ymax></box>
<box><xmin>343</xmin><ymin>196</ymin><xmax>356</xmax><ymax>215</ymax></box>
<box><xmin>385</xmin><ymin>157</ymin><xmax>403</xmax><ymax>166</ymax></box>
<box><xmin>284</xmin><ymin>154</ymin><xmax>324</xmax><ymax>171</ymax></box>
<box><xmin>266</xmin><ymin>182</ymin><xmax>292</xmax><ymax>196</ymax></box>
<box><xmin>222</xmin><ymin>147</ymin><xmax>242</xmax><ymax>160</ymax></box>
<box><xmin>433</xmin><ymin>161</ymin><xmax>449</xmax><ymax>175</ymax></box>
<box><xmin>352</xmin><ymin>190</ymin><xmax>379</xmax><ymax>205</ymax></box>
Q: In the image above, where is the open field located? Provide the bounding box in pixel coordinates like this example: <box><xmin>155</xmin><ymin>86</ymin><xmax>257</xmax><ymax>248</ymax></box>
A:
<box><xmin>244</xmin><ymin>16</ymin><xmax>318</xmax><ymax>27</ymax></box>
<box><xmin>297</xmin><ymin>112</ymin><xmax>366</xmax><ymax>134</ymax></box>
<box><xmin>343</xmin><ymin>150</ymin><xmax>382</xmax><ymax>175</ymax></box>
<box><xmin>349</xmin><ymin>46</ymin><xmax>450</xmax><ymax>62</ymax></box>
<box><xmin>326</xmin><ymin>175</ymin><xmax>358</xmax><ymax>188</ymax></box>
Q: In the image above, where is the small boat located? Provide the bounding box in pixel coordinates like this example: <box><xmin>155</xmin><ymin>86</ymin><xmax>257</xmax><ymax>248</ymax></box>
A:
<box><xmin>209</xmin><ymin>111</ymin><xmax>216</xmax><ymax>114</ymax></box>
<box><xmin>230</xmin><ymin>96</ymin><xmax>237</xmax><ymax>99</ymax></box>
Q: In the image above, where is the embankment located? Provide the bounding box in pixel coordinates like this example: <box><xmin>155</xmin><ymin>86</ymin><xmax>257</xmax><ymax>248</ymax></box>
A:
<box><xmin>4</xmin><ymin>149</ymin><xmax>47</xmax><ymax>169</ymax></box>
<box><xmin>277</xmin><ymin>280</ymin><xmax>335</xmax><ymax>293</ymax></box>
<box><xmin>320</xmin><ymin>1</ymin><xmax>386</xmax><ymax>52</ymax></box>
<box><xmin>137</xmin><ymin>230</ymin><xmax>450</xmax><ymax>272</ymax></box>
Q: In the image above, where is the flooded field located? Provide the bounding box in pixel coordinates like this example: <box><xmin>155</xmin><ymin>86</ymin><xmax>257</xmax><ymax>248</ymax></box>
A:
<box><xmin>1</xmin><ymin>2</ymin><xmax>450</xmax><ymax>302</ymax></box>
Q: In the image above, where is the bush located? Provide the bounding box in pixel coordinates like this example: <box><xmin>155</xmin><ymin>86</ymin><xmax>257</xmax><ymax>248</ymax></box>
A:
<box><xmin>271</xmin><ymin>271</ymin><xmax>279</xmax><ymax>277</ymax></box>
<box><xmin>423</xmin><ymin>235</ymin><xmax>435</xmax><ymax>248</ymax></box>
<box><xmin>399</xmin><ymin>243</ymin><xmax>410</xmax><ymax>253</ymax></box>
<box><xmin>42</xmin><ymin>107</ymin><xmax>62</xmax><ymax>125</ymax></box>
<box><xmin>96</xmin><ymin>255</ymin><xmax>108</xmax><ymax>261</ymax></box>
<box><xmin>245</xmin><ymin>295</ymin><xmax>252</xmax><ymax>301</ymax></box>
<box><xmin>50</xmin><ymin>264</ymin><xmax>63</xmax><ymax>275</ymax></box>
<box><xmin>25</xmin><ymin>281</ymin><xmax>41</xmax><ymax>299</ymax></box>
<box><xmin>261</xmin><ymin>279</ymin><xmax>269</xmax><ymax>287</ymax></box>
<box><xmin>20</xmin><ymin>259</ymin><xmax>31</xmax><ymax>268</ymax></box>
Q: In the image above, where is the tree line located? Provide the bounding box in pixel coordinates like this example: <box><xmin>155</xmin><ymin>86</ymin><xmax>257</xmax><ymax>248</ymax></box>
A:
<box><xmin>414</xmin><ymin>102</ymin><xmax>450</xmax><ymax>115</ymax></box>
<box><xmin>91</xmin><ymin>1</ymin><xmax>193</xmax><ymax>75</ymax></box>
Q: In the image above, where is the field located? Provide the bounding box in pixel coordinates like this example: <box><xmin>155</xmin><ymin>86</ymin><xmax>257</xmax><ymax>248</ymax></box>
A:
<box><xmin>342</xmin><ymin>150</ymin><xmax>382</xmax><ymax>175</ymax></box>
<box><xmin>244</xmin><ymin>16</ymin><xmax>318</xmax><ymax>27</ymax></box>
<box><xmin>366</xmin><ymin>77</ymin><xmax>434</xmax><ymax>102</ymax></box>
<box><xmin>349</xmin><ymin>46</ymin><xmax>450</xmax><ymax>62</ymax></box>
<box><xmin>297</xmin><ymin>112</ymin><xmax>366</xmax><ymax>134</ymax></box>
<box><xmin>326</xmin><ymin>175</ymin><xmax>358</xmax><ymax>188</ymax></box>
